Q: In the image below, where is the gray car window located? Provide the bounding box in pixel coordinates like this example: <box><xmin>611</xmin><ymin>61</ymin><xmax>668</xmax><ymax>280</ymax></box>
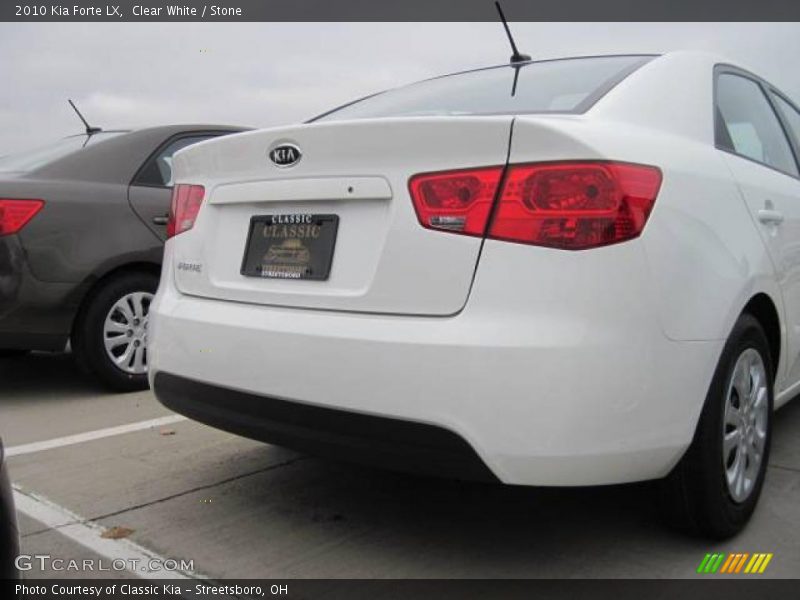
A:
<box><xmin>716</xmin><ymin>73</ymin><xmax>799</xmax><ymax>177</ymax></box>
<box><xmin>313</xmin><ymin>55</ymin><xmax>651</xmax><ymax>121</ymax></box>
<box><xmin>134</xmin><ymin>135</ymin><xmax>217</xmax><ymax>187</ymax></box>
<box><xmin>772</xmin><ymin>93</ymin><xmax>800</xmax><ymax>151</ymax></box>
<box><xmin>0</xmin><ymin>132</ymin><xmax>124</xmax><ymax>173</ymax></box>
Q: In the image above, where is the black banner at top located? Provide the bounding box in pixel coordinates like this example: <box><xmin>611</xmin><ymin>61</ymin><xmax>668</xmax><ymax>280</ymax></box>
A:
<box><xmin>1</xmin><ymin>0</ymin><xmax>800</xmax><ymax>22</ymax></box>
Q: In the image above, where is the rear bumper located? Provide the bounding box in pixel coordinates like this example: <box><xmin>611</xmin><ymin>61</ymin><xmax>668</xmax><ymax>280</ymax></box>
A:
<box><xmin>154</xmin><ymin>372</ymin><xmax>498</xmax><ymax>482</ymax></box>
<box><xmin>149</xmin><ymin>240</ymin><xmax>725</xmax><ymax>486</ymax></box>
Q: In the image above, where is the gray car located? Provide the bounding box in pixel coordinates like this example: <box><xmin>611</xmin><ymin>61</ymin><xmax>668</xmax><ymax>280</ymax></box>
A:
<box><xmin>0</xmin><ymin>125</ymin><xmax>247</xmax><ymax>390</ymax></box>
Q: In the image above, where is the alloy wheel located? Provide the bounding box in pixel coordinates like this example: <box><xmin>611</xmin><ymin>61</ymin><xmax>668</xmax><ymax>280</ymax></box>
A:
<box><xmin>102</xmin><ymin>291</ymin><xmax>153</xmax><ymax>375</ymax></box>
<box><xmin>722</xmin><ymin>348</ymin><xmax>769</xmax><ymax>503</ymax></box>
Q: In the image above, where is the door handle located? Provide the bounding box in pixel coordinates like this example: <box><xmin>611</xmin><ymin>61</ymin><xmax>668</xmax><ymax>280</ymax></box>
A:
<box><xmin>152</xmin><ymin>215</ymin><xmax>169</xmax><ymax>226</ymax></box>
<box><xmin>758</xmin><ymin>209</ymin><xmax>784</xmax><ymax>225</ymax></box>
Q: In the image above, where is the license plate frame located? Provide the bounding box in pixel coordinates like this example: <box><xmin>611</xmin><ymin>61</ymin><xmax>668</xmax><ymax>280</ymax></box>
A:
<box><xmin>240</xmin><ymin>214</ymin><xmax>339</xmax><ymax>281</ymax></box>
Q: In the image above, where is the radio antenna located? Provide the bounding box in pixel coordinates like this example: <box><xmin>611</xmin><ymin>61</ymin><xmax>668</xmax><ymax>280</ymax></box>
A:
<box><xmin>68</xmin><ymin>99</ymin><xmax>102</xmax><ymax>136</ymax></box>
<box><xmin>495</xmin><ymin>2</ymin><xmax>530</xmax><ymax>64</ymax></box>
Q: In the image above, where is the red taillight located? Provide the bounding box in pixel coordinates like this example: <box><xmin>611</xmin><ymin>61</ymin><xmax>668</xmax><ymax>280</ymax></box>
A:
<box><xmin>409</xmin><ymin>167</ymin><xmax>504</xmax><ymax>236</ymax></box>
<box><xmin>408</xmin><ymin>161</ymin><xmax>661</xmax><ymax>250</ymax></box>
<box><xmin>488</xmin><ymin>162</ymin><xmax>662</xmax><ymax>250</ymax></box>
<box><xmin>167</xmin><ymin>184</ymin><xmax>205</xmax><ymax>238</ymax></box>
<box><xmin>0</xmin><ymin>199</ymin><xmax>45</xmax><ymax>236</ymax></box>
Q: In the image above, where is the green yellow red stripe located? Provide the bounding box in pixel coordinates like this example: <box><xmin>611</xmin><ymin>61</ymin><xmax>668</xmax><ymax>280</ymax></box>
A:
<box><xmin>697</xmin><ymin>551</ymin><xmax>772</xmax><ymax>575</ymax></box>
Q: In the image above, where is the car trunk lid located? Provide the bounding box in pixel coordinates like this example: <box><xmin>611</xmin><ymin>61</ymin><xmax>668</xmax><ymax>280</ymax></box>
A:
<box><xmin>169</xmin><ymin>117</ymin><xmax>513</xmax><ymax>315</ymax></box>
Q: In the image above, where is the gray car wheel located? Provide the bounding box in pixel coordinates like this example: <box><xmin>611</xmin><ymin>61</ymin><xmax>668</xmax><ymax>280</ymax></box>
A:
<box><xmin>102</xmin><ymin>291</ymin><xmax>153</xmax><ymax>376</ymax></box>
<box><xmin>73</xmin><ymin>270</ymin><xmax>158</xmax><ymax>392</ymax></box>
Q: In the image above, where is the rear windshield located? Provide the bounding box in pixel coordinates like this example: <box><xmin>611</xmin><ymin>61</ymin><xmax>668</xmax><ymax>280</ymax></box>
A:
<box><xmin>314</xmin><ymin>55</ymin><xmax>652</xmax><ymax>122</ymax></box>
<box><xmin>0</xmin><ymin>131</ymin><xmax>125</xmax><ymax>173</ymax></box>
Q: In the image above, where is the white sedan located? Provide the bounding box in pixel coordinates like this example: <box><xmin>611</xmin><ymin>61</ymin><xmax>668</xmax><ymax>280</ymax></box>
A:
<box><xmin>149</xmin><ymin>51</ymin><xmax>800</xmax><ymax>538</ymax></box>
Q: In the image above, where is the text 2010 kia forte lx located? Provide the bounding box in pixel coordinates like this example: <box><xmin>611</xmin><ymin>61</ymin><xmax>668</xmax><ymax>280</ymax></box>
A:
<box><xmin>149</xmin><ymin>52</ymin><xmax>800</xmax><ymax>538</ymax></box>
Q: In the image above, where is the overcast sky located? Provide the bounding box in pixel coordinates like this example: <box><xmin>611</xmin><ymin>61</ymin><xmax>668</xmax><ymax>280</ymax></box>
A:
<box><xmin>0</xmin><ymin>22</ymin><xmax>799</xmax><ymax>156</ymax></box>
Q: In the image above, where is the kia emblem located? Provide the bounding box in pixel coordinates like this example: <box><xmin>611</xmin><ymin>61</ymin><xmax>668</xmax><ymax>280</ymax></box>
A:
<box><xmin>269</xmin><ymin>143</ymin><xmax>302</xmax><ymax>168</ymax></box>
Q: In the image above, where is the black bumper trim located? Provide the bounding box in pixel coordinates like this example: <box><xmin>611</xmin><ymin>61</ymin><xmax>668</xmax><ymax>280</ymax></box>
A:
<box><xmin>153</xmin><ymin>372</ymin><xmax>499</xmax><ymax>483</ymax></box>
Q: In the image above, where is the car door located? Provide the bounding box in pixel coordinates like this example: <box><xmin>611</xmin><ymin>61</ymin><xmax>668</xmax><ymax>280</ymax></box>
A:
<box><xmin>715</xmin><ymin>67</ymin><xmax>800</xmax><ymax>389</ymax></box>
<box><xmin>128</xmin><ymin>133</ymin><xmax>224</xmax><ymax>240</ymax></box>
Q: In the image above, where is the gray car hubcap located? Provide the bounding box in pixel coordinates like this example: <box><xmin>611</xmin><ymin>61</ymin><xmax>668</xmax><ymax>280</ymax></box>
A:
<box><xmin>103</xmin><ymin>292</ymin><xmax>153</xmax><ymax>375</ymax></box>
<box><xmin>723</xmin><ymin>347</ymin><xmax>769</xmax><ymax>503</ymax></box>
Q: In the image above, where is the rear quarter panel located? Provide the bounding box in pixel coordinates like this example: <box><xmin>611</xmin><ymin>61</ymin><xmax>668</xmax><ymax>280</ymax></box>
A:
<box><xmin>7</xmin><ymin>178</ymin><xmax>162</xmax><ymax>284</ymax></box>
<box><xmin>516</xmin><ymin>52</ymin><xmax>782</xmax><ymax>346</ymax></box>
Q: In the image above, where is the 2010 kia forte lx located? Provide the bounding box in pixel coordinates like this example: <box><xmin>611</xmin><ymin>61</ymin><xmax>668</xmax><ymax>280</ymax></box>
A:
<box><xmin>149</xmin><ymin>52</ymin><xmax>800</xmax><ymax>538</ymax></box>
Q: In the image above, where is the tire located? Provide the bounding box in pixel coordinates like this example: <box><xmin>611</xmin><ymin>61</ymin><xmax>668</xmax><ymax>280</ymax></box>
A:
<box><xmin>72</xmin><ymin>271</ymin><xmax>158</xmax><ymax>392</ymax></box>
<box><xmin>0</xmin><ymin>349</ymin><xmax>29</xmax><ymax>358</ymax></box>
<box><xmin>662</xmin><ymin>313</ymin><xmax>773</xmax><ymax>539</ymax></box>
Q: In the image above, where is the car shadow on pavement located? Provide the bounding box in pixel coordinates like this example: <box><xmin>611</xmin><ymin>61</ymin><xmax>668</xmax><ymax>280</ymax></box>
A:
<box><xmin>0</xmin><ymin>351</ymin><xmax>103</xmax><ymax>399</ymax></box>
<box><xmin>197</xmin><ymin>450</ymin><xmax>705</xmax><ymax>578</ymax></box>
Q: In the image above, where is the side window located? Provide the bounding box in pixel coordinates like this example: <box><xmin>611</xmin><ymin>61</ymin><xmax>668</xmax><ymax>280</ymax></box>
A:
<box><xmin>715</xmin><ymin>73</ymin><xmax>799</xmax><ymax>177</ymax></box>
<box><xmin>133</xmin><ymin>135</ymin><xmax>217</xmax><ymax>187</ymax></box>
<box><xmin>771</xmin><ymin>93</ymin><xmax>800</xmax><ymax>150</ymax></box>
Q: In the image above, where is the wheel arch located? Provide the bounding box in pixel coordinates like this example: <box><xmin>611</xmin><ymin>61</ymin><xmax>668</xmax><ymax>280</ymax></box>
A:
<box><xmin>681</xmin><ymin>288</ymin><xmax>783</xmax><ymax>456</ymax></box>
<box><xmin>70</xmin><ymin>260</ymin><xmax>161</xmax><ymax>341</ymax></box>
<box><xmin>741</xmin><ymin>292</ymin><xmax>781</xmax><ymax>379</ymax></box>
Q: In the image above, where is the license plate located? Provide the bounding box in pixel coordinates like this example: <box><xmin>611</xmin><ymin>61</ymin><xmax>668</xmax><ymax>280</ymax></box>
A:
<box><xmin>240</xmin><ymin>214</ymin><xmax>339</xmax><ymax>281</ymax></box>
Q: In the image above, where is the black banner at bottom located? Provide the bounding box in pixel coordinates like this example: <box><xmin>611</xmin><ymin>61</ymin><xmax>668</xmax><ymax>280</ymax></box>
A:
<box><xmin>2</xmin><ymin>579</ymin><xmax>798</xmax><ymax>600</ymax></box>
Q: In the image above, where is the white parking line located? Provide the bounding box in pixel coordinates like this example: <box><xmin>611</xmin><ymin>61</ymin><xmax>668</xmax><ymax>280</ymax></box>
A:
<box><xmin>6</xmin><ymin>415</ymin><xmax>187</xmax><ymax>458</ymax></box>
<box><xmin>13</xmin><ymin>486</ymin><xmax>204</xmax><ymax>580</ymax></box>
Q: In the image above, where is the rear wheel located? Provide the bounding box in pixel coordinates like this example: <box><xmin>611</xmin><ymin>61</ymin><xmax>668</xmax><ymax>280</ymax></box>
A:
<box><xmin>662</xmin><ymin>313</ymin><xmax>773</xmax><ymax>539</ymax></box>
<box><xmin>73</xmin><ymin>271</ymin><xmax>158</xmax><ymax>392</ymax></box>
